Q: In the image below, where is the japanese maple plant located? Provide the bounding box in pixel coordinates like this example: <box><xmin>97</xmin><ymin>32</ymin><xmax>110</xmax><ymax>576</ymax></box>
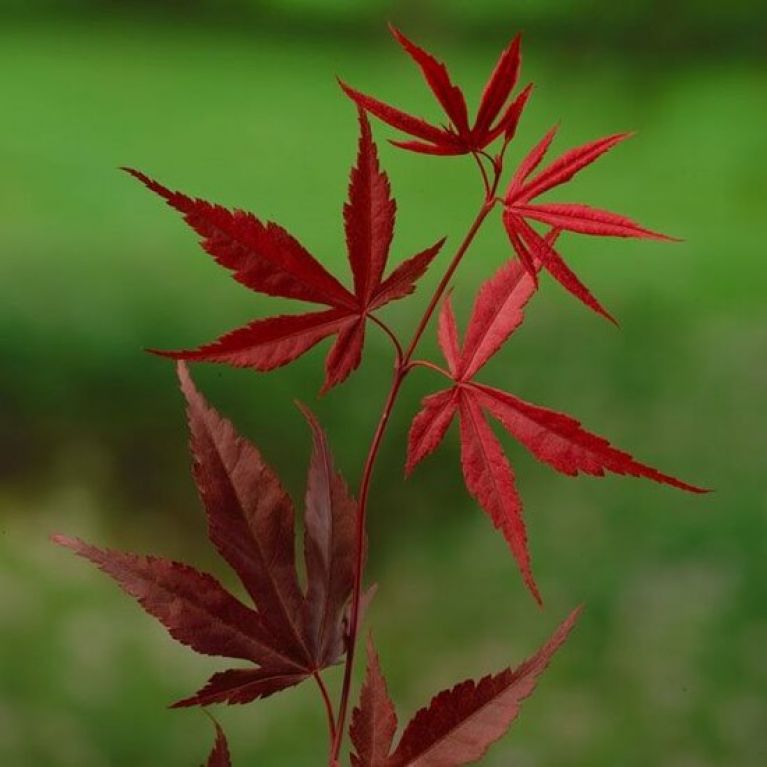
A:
<box><xmin>54</xmin><ymin>25</ymin><xmax>706</xmax><ymax>766</ymax></box>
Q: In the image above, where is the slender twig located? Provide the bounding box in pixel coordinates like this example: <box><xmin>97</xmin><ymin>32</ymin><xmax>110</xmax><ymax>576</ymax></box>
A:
<box><xmin>403</xmin><ymin>199</ymin><xmax>497</xmax><ymax>363</ymax></box>
<box><xmin>369</xmin><ymin>313</ymin><xmax>404</xmax><ymax>368</ymax></box>
<box><xmin>405</xmin><ymin>359</ymin><xmax>452</xmax><ymax>379</ymax></box>
<box><xmin>472</xmin><ymin>151</ymin><xmax>491</xmax><ymax>197</ymax></box>
<box><xmin>330</xmin><ymin>368</ymin><xmax>404</xmax><ymax>761</ymax></box>
<box><xmin>313</xmin><ymin>671</ymin><xmax>337</xmax><ymax>744</ymax></box>
<box><xmin>329</xmin><ymin>158</ymin><xmax>504</xmax><ymax>764</ymax></box>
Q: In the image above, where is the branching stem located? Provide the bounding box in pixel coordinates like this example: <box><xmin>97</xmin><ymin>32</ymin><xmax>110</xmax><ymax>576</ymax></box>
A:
<box><xmin>314</xmin><ymin>671</ymin><xmax>337</xmax><ymax>745</ymax></box>
<box><xmin>328</xmin><ymin>160</ymin><xmax>503</xmax><ymax>764</ymax></box>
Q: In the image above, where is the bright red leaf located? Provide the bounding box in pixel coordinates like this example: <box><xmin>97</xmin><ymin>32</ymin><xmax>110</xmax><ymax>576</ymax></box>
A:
<box><xmin>407</xmin><ymin>265</ymin><xmax>707</xmax><ymax>601</ymax></box>
<box><xmin>340</xmin><ymin>26</ymin><xmax>531</xmax><ymax>156</ymax></box>
<box><xmin>54</xmin><ymin>363</ymin><xmax>360</xmax><ymax>708</ymax></box>
<box><xmin>503</xmin><ymin>128</ymin><xmax>677</xmax><ymax>320</ymax></box>
<box><xmin>125</xmin><ymin>110</ymin><xmax>444</xmax><ymax>393</ymax></box>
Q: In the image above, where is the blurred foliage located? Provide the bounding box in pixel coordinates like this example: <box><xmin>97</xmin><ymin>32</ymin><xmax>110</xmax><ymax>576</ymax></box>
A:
<box><xmin>3</xmin><ymin>0</ymin><xmax>767</xmax><ymax>54</ymax></box>
<box><xmin>0</xmin><ymin>4</ymin><xmax>766</xmax><ymax>767</ymax></box>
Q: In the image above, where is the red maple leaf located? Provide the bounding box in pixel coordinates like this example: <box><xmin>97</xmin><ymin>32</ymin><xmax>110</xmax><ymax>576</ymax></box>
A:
<box><xmin>349</xmin><ymin>638</ymin><xmax>398</xmax><ymax>767</ymax></box>
<box><xmin>502</xmin><ymin>127</ymin><xmax>678</xmax><ymax>322</ymax></box>
<box><xmin>340</xmin><ymin>25</ymin><xmax>532</xmax><ymax>156</ymax></box>
<box><xmin>54</xmin><ymin>363</ymin><xmax>359</xmax><ymax>707</ymax></box>
<box><xmin>407</xmin><ymin>257</ymin><xmax>707</xmax><ymax>601</ymax></box>
<box><xmin>350</xmin><ymin>609</ymin><xmax>580</xmax><ymax>767</ymax></box>
<box><xmin>124</xmin><ymin>110</ymin><xmax>444</xmax><ymax>393</ymax></box>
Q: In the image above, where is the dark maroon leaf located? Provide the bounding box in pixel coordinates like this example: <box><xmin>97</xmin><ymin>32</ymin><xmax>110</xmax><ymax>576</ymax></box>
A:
<box><xmin>51</xmin><ymin>536</ymin><xmax>289</xmax><ymax>668</ymax></box>
<box><xmin>349</xmin><ymin>638</ymin><xmax>398</xmax><ymax>767</ymax></box>
<box><xmin>175</xmin><ymin>667</ymin><xmax>308</xmax><ymax>708</ymax></box>
<box><xmin>388</xmin><ymin>609</ymin><xmax>581</xmax><ymax>766</ymax></box>
<box><xmin>55</xmin><ymin>365</ymin><xmax>363</xmax><ymax>709</ymax></box>
<box><xmin>179</xmin><ymin>362</ymin><xmax>309</xmax><ymax>665</ymax></box>
<box><xmin>300</xmin><ymin>404</ymin><xmax>357</xmax><ymax>667</ymax></box>
<box><xmin>204</xmin><ymin>718</ymin><xmax>231</xmax><ymax>767</ymax></box>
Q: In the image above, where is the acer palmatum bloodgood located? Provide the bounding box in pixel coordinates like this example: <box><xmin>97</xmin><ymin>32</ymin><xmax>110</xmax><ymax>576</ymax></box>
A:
<box><xmin>54</xmin><ymin>24</ymin><xmax>706</xmax><ymax>766</ymax></box>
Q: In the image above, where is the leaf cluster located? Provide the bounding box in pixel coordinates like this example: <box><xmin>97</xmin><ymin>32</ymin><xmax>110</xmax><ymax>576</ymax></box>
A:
<box><xmin>55</xmin><ymin>24</ymin><xmax>706</xmax><ymax>767</ymax></box>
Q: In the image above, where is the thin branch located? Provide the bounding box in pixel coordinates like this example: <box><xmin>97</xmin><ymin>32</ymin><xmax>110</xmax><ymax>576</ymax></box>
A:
<box><xmin>405</xmin><ymin>359</ymin><xmax>453</xmax><ymax>379</ymax></box>
<box><xmin>369</xmin><ymin>313</ymin><xmax>404</xmax><ymax>368</ymax></box>
<box><xmin>330</xmin><ymin>194</ymin><xmax>502</xmax><ymax>765</ymax></box>
<box><xmin>472</xmin><ymin>150</ymin><xmax>492</xmax><ymax>197</ymax></box>
<box><xmin>313</xmin><ymin>671</ymin><xmax>337</xmax><ymax>744</ymax></box>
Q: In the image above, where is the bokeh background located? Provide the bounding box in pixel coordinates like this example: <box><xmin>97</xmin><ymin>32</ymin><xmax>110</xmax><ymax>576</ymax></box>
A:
<box><xmin>1</xmin><ymin>2</ymin><xmax>765</xmax><ymax>765</ymax></box>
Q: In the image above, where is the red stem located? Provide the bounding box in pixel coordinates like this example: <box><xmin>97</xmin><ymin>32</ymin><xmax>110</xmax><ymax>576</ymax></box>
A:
<box><xmin>314</xmin><ymin>671</ymin><xmax>337</xmax><ymax>742</ymax></box>
<box><xmin>329</xmin><ymin>180</ymin><xmax>501</xmax><ymax>765</ymax></box>
<box><xmin>404</xmin><ymin>359</ymin><xmax>452</xmax><ymax>379</ymax></box>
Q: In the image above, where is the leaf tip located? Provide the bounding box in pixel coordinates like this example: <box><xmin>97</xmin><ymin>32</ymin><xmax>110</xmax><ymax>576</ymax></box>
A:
<box><xmin>50</xmin><ymin>533</ymin><xmax>75</xmax><ymax>549</ymax></box>
<box><xmin>295</xmin><ymin>399</ymin><xmax>322</xmax><ymax>433</ymax></box>
<box><xmin>387</xmin><ymin>21</ymin><xmax>405</xmax><ymax>43</ymax></box>
<box><xmin>527</xmin><ymin>576</ymin><xmax>544</xmax><ymax>608</ymax></box>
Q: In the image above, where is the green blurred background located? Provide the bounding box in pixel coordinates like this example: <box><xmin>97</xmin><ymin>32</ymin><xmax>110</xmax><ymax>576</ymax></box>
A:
<box><xmin>1</xmin><ymin>1</ymin><xmax>765</xmax><ymax>765</ymax></box>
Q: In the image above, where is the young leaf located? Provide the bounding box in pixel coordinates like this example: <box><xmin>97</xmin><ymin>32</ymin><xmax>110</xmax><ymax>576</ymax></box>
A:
<box><xmin>388</xmin><ymin>608</ymin><xmax>581</xmax><ymax>766</ymax></box>
<box><xmin>341</xmin><ymin>27</ymin><xmax>531</xmax><ymax>155</ymax></box>
<box><xmin>350</xmin><ymin>637</ymin><xmax>398</xmax><ymax>767</ymax></box>
<box><xmin>300</xmin><ymin>404</ymin><xmax>356</xmax><ymax>668</ymax></box>
<box><xmin>406</xmin><ymin>261</ymin><xmax>706</xmax><ymax>600</ymax></box>
<box><xmin>55</xmin><ymin>364</ymin><xmax>360</xmax><ymax>708</ymax></box>
<box><xmin>503</xmin><ymin>130</ymin><xmax>676</xmax><ymax>319</ymax></box>
<box><xmin>127</xmin><ymin>110</ymin><xmax>444</xmax><ymax>393</ymax></box>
